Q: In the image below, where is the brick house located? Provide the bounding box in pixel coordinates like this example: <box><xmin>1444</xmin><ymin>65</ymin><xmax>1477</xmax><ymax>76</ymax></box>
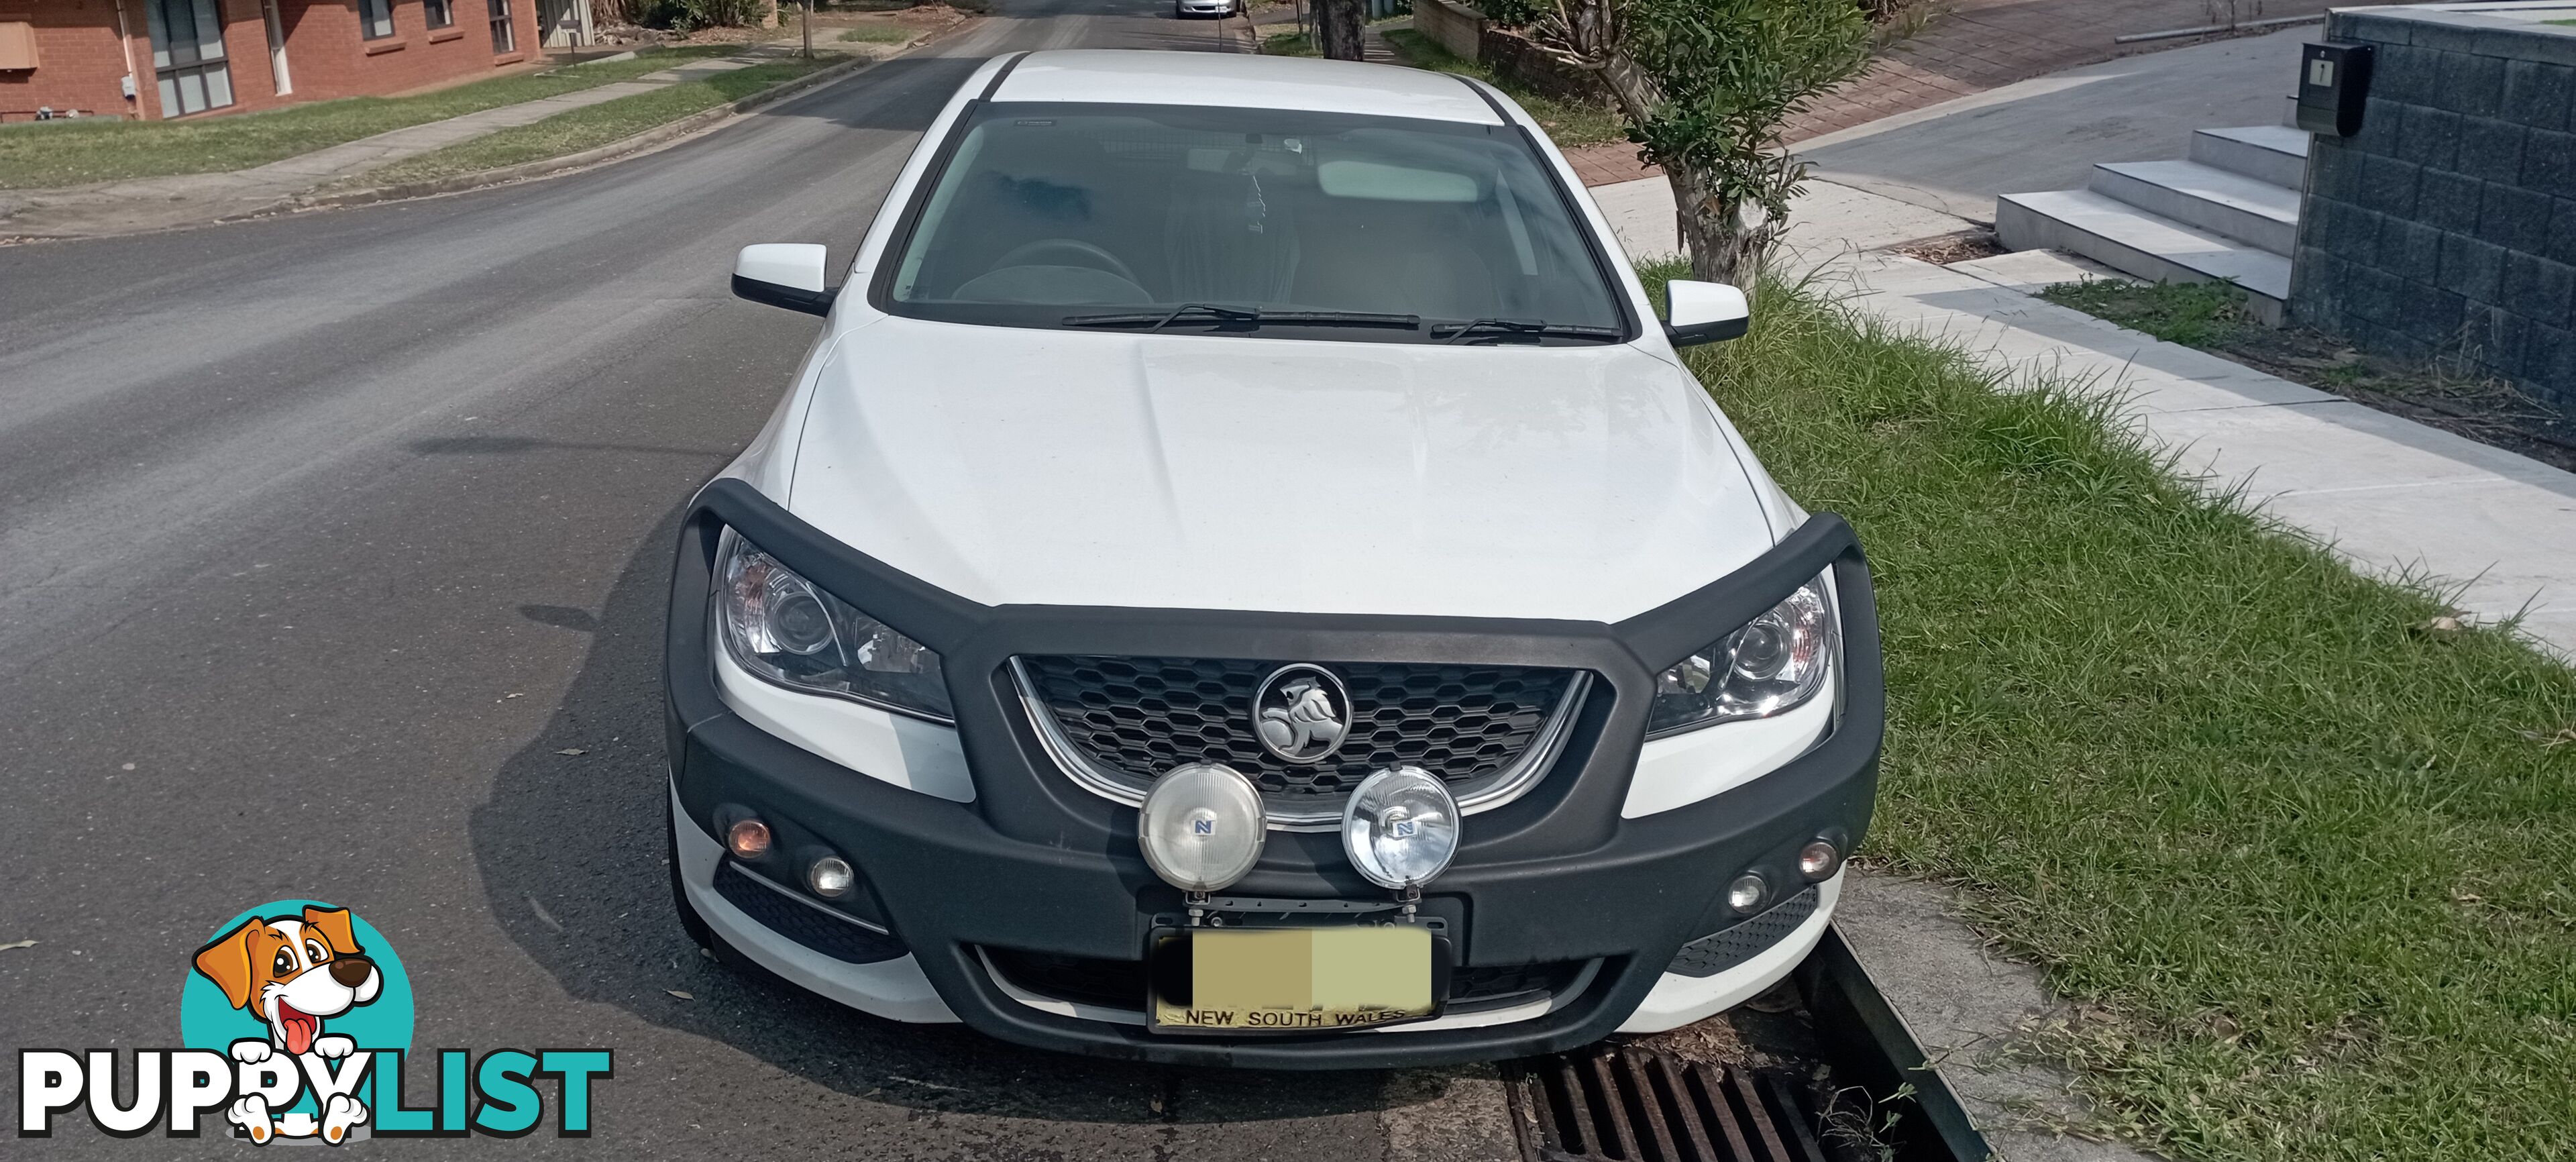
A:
<box><xmin>0</xmin><ymin>0</ymin><xmax>551</xmax><ymax>123</ymax></box>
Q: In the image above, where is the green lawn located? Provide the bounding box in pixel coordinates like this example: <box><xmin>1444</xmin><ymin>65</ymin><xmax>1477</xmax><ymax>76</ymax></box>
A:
<box><xmin>357</xmin><ymin>56</ymin><xmax>845</xmax><ymax>187</ymax></box>
<box><xmin>0</xmin><ymin>47</ymin><xmax>737</xmax><ymax>191</ymax></box>
<box><xmin>1379</xmin><ymin>29</ymin><xmax>1625</xmax><ymax>148</ymax></box>
<box><xmin>2039</xmin><ymin>277</ymin><xmax>2253</xmax><ymax>348</ymax></box>
<box><xmin>836</xmin><ymin>24</ymin><xmax>914</xmax><ymax>42</ymax></box>
<box><xmin>1658</xmin><ymin>260</ymin><xmax>2576</xmax><ymax>1162</ymax></box>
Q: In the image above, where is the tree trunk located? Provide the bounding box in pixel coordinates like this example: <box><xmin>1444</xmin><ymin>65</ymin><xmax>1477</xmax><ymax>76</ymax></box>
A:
<box><xmin>1316</xmin><ymin>0</ymin><xmax>1364</xmax><ymax>60</ymax></box>
<box><xmin>1577</xmin><ymin>48</ymin><xmax>1776</xmax><ymax>288</ymax></box>
<box><xmin>1665</xmin><ymin>162</ymin><xmax>1766</xmax><ymax>288</ymax></box>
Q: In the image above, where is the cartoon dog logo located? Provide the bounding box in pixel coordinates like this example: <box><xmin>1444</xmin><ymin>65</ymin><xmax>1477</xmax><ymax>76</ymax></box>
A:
<box><xmin>191</xmin><ymin>906</ymin><xmax>382</xmax><ymax>1144</ymax></box>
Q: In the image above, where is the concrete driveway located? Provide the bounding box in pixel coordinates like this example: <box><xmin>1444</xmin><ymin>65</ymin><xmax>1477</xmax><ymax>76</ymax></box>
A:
<box><xmin>1801</xmin><ymin>25</ymin><xmax>2317</xmax><ymax>221</ymax></box>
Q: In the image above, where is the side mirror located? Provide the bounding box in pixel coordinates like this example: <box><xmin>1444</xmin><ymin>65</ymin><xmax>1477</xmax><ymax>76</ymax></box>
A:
<box><xmin>1664</xmin><ymin>280</ymin><xmax>1750</xmax><ymax>347</ymax></box>
<box><xmin>733</xmin><ymin>243</ymin><xmax>835</xmax><ymax>316</ymax></box>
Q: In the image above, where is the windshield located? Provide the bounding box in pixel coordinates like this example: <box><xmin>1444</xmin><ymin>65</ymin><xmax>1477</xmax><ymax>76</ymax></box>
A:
<box><xmin>877</xmin><ymin>102</ymin><xmax>1629</xmax><ymax>344</ymax></box>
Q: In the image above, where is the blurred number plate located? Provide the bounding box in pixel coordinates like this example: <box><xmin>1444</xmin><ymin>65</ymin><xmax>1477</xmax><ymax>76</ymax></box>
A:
<box><xmin>1152</xmin><ymin>927</ymin><xmax>1432</xmax><ymax>1031</ymax></box>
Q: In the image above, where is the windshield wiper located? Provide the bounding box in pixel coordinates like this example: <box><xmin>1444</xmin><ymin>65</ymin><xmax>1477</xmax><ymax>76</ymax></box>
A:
<box><xmin>1062</xmin><ymin>304</ymin><xmax>1422</xmax><ymax>331</ymax></box>
<box><xmin>1434</xmin><ymin>317</ymin><xmax>1623</xmax><ymax>345</ymax></box>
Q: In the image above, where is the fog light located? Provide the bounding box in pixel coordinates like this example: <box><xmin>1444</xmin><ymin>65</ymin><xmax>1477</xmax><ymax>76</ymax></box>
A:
<box><xmin>1727</xmin><ymin>872</ymin><xmax>1768</xmax><ymax>915</ymax></box>
<box><xmin>1138</xmin><ymin>762</ymin><xmax>1267</xmax><ymax>893</ymax></box>
<box><xmin>1342</xmin><ymin>766</ymin><xmax>1460</xmax><ymax>890</ymax></box>
<box><xmin>1798</xmin><ymin>839</ymin><xmax>1842</xmax><ymax>882</ymax></box>
<box><xmin>806</xmin><ymin>855</ymin><xmax>855</xmax><ymax>898</ymax></box>
<box><xmin>726</xmin><ymin>818</ymin><xmax>773</xmax><ymax>859</ymax></box>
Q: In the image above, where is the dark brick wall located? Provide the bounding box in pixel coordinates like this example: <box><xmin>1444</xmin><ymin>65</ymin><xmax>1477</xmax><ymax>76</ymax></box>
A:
<box><xmin>2288</xmin><ymin>9</ymin><xmax>2576</xmax><ymax>409</ymax></box>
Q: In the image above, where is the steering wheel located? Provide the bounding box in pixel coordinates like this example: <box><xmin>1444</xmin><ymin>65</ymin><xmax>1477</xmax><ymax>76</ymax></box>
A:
<box><xmin>991</xmin><ymin>238</ymin><xmax>1142</xmax><ymax>288</ymax></box>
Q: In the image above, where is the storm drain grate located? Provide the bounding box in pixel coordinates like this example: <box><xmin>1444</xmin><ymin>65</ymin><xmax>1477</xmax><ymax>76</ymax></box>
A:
<box><xmin>1505</xmin><ymin>1047</ymin><xmax>1827</xmax><ymax>1162</ymax></box>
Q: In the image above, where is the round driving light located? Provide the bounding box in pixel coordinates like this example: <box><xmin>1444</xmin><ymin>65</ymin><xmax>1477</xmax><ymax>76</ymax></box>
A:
<box><xmin>1798</xmin><ymin>840</ymin><xmax>1842</xmax><ymax>882</ymax></box>
<box><xmin>1138</xmin><ymin>763</ymin><xmax>1267</xmax><ymax>892</ymax></box>
<box><xmin>726</xmin><ymin>818</ymin><xmax>773</xmax><ymax>859</ymax></box>
<box><xmin>1727</xmin><ymin>872</ymin><xmax>1769</xmax><ymax>915</ymax></box>
<box><xmin>806</xmin><ymin>855</ymin><xmax>855</xmax><ymax>898</ymax></box>
<box><xmin>1342</xmin><ymin>766</ymin><xmax>1461</xmax><ymax>890</ymax></box>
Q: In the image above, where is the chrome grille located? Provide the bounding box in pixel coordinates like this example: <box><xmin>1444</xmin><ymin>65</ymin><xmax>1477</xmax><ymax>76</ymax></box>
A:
<box><xmin>1012</xmin><ymin>655</ymin><xmax>1588</xmax><ymax>825</ymax></box>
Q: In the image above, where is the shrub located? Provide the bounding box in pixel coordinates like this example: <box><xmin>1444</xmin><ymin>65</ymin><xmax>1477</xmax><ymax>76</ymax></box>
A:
<box><xmin>633</xmin><ymin>0</ymin><xmax>766</xmax><ymax>31</ymax></box>
<box><xmin>1523</xmin><ymin>0</ymin><xmax>1870</xmax><ymax>284</ymax></box>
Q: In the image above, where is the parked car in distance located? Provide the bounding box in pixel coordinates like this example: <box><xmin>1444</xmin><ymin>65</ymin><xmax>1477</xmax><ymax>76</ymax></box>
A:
<box><xmin>670</xmin><ymin>48</ymin><xmax>1882</xmax><ymax>1069</ymax></box>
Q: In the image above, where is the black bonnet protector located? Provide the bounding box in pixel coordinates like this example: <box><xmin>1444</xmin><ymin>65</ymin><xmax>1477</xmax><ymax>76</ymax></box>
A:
<box><xmin>669</xmin><ymin>476</ymin><xmax>1880</xmax><ymax>871</ymax></box>
<box><xmin>665</xmin><ymin>478</ymin><xmax>1884</xmax><ymax>1065</ymax></box>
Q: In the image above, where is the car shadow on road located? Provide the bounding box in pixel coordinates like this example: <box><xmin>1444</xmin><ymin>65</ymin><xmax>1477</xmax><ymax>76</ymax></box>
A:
<box><xmin>466</xmin><ymin>498</ymin><xmax>1478</xmax><ymax>1125</ymax></box>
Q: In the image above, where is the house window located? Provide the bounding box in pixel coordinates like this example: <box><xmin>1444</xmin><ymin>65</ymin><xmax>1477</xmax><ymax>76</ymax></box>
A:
<box><xmin>143</xmin><ymin>0</ymin><xmax>234</xmax><ymax>117</ymax></box>
<box><xmin>426</xmin><ymin>0</ymin><xmax>455</xmax><ymax>29</ymax></box>
<box><xmin>358</xmin><ymin>0</ymin><xmax>395</xmax><ymax>39</ymax></box>
<box><xmin>488</xmin><ymin>0</ymin><xmax>515</xmax><ymax>53</ymax></box>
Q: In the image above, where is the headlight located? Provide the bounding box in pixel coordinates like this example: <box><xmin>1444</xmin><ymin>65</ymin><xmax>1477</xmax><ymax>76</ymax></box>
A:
<box><xmin>1647</xmin><ymin>574</ymin><xmax>1836</xmax><ymax>737</ymax></box>
<box><xmin>716</xmin><ymin>527</ymin><xmax>952</xmax><ymax>722</ymax></box>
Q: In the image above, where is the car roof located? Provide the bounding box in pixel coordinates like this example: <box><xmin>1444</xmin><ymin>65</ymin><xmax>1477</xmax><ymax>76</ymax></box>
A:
<box><xmin>989</xmin><ymin>50</ymin><xmax>1505</xmax><ymax>125</ymax></box>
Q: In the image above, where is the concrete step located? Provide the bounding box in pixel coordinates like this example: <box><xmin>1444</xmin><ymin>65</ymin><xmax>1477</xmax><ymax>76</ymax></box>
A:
<box><xmin>1995</xmin><ymin>188</ymin><xmax>2292</xmax><ymax>324</ymax></box>
<box><xmin>2088</xmin><ymin>159</ymin><xmax>2301</xmax><ymax>256</ymax></box>
<box><xmin>2189</xmin><ymin>124</ymin><xmax>2310</xmax><ymax>189</ymax></box>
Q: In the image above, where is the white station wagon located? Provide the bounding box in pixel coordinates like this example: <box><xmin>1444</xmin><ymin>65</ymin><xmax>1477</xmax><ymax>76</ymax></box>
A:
<box><xmin>663</xmin><ymin>48</ymin><xmax>1882</xmax><ymax>1068</ymax></box>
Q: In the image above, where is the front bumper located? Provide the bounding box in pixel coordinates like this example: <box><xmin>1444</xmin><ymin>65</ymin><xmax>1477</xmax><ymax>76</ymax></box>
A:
<box><xmin>665</xmin><ymin>478</ymin><xmax>1882</xmax><ymax>1069</ymax></box>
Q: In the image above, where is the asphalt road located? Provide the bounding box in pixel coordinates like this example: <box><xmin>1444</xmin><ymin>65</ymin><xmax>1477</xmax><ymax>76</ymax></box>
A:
<box><xmin>0</xmin><ymin>5</ymin><xmax>1513</xmax><ymax>1155</ymax></box>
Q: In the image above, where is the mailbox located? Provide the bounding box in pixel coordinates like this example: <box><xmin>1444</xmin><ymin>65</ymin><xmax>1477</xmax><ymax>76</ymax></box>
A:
<box><xmin>2296</xmin><ymin>42</ymin><xmax>2374</xmax><ymax>138</ymax></box>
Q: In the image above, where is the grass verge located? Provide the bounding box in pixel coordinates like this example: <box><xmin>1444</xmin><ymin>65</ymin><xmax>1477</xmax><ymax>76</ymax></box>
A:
<box><xmin>356</xmin><ymin>55</ymin><xmax>847</xmax><ymax>187</ymax></box>
<box><xmin>1660</xmin><ymin>259</ymin><xmax>2576</xmax><ymax>1161</ymax></box>
<box><xmin>837</xmin><ymin>24</ymin><xmax>915</xmax><ymax>42</ymax></box>
<box><xmin>0</xmin><ymin>47</ymin><xmax>738</xmax><ymax>191</ymax></box>
<box><xmin>1261</xmin><ymin>29</ymin><xmax>1322</xmax><ymax>56</ymax></box>
<box><xmin>1379</xmin><ymin>29</ymin><xmax>1625</xmax><ymax>147</ymax></box>
<box><xmin>2040</xmin><ymin>276</ymin><xmax>2251</xmax><ymax>348</ymax></box>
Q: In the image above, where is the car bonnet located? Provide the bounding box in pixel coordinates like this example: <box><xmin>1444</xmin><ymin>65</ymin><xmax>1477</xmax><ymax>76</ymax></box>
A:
<box><xmin>779</xmin><ymin>317</ymin><xmax>1778</xmax><ymax>622</ymax></box>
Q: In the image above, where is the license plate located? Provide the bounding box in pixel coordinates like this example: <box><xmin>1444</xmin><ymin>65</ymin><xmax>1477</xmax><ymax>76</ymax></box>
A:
<box><xmin>1150</xmin><ymin>927</ymin><xmax>1434</xmax><ymax>1031</ymax></box>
